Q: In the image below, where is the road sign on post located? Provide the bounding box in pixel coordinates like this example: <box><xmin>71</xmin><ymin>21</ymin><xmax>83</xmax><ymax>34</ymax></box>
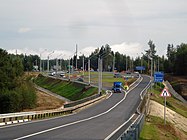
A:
<box><xmin>135</xmin><ymin>66</ymin><xmax>145</xmax><ymax>71</ymax></box>
<box><xmin>160</xmin><ymin>88</ymin><xmax>171</xmax><ymax>97</ymax></box>
<box><xmin>160</xmin><ymin>87</ymin><xmax>171</xmax><ymax>125</ymax></box>
<box><xmin>154</xmin><ymin>72</ymin><xmax>164</xmax><ymax>83</ymax></box>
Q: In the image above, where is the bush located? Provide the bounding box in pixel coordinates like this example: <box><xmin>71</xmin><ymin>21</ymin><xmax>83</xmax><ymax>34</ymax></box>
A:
<box><xmin>0</xmin><ymin>81</ymin><xmax>36</xmax><ymax>113</ymax></box>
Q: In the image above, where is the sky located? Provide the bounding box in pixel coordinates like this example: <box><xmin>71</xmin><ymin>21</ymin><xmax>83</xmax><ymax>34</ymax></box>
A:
<box><xmin>0</xmin><ymin>0</ymin><xmax>187</xmax><ymax>59</ymax></box>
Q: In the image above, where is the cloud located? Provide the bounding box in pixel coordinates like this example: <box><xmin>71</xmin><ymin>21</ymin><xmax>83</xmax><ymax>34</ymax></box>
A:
<box><xmin>18</xmin><ymin>27</ymin><xmax>31</xmax><ymax>33</ymax></box>
<box><xmin>7</xmin><ymin>42</ymin><xmax>143</xmax><ymax>60</ymax></box>
<box><xmin>111</xmin><ymin>42</ymin><xmax>144</xmax><ymax>58</ymax></box>
<box><xmin>7</xmin><ymin>48</ymin><xmax>38</xmax><ymax>56</ymax></box>
<box><xmin>79</xmin><ymin>46</ymin><xmax>98</xmax><ymax>57</ymax></box>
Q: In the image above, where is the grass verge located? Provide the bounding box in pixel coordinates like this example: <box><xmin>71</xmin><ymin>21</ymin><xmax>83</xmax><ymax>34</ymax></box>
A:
<box><xmin>140</xmin><ymin>115</ymin><xmax>187</xmax><ymax>140</ymax></box>
<box><xmin>139</xmin><ymin>116</ymin><xmax>186</xmax><ymax>140</ymax></box>
<box><xmin>149</xmin><ymin>83</ymin><xmax>187</xmax><ymax>118</ymax></box>
<box><xmin>34</xmin><ymin>74</ymin><xmax>98</xmax><ymax>101</ymax></box>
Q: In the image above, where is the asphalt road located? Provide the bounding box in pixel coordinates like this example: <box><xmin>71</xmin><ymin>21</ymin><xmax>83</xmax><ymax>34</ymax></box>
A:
<box><xmin>0</xmin><ymin>75</ymin><xmax>150</xmax><ymax>140</ymax></box>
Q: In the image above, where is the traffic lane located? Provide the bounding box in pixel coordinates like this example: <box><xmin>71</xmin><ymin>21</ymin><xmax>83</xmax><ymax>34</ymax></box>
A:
<box><xmin>0</xmin><ymin>76</ymin><xmax>145</xmax><ymax>139</ymax></box>
<box><xmin>0</xmin><ymin>93</ymin><xmax>125</xmax><ymax>139</ymax></box>
<box><xmin>24</xmin><ymin>96</ymin><xmax>136</xmax><ymax>140</ymax></box>
<box><xmin>24</xmin><ymin>77</ymin><xmax>150</xmax><ymax>139</ymax></box>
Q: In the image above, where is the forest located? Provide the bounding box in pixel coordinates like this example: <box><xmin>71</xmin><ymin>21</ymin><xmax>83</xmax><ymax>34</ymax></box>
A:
<box><xmin>0</xmin><ymin>49</ymin><xmax>36</xmax><ymax>113</ymax></box>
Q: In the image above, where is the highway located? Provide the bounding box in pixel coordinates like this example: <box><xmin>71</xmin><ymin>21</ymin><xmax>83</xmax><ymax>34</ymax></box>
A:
<box><xmin>0</xmin><ymin>75</ymin><xmax>150</xmax><ymax>140</ymax></box>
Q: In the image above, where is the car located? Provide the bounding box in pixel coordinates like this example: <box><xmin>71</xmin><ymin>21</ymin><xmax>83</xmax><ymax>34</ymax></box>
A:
<box><xmin>49</xmin><ymin>71</ymin><xmax>56</xmax><ymax>76</ymax></box>
<box><xmin>60</xmin><ymin>73</ymin><xmax>65</xmax><ymax>77</ymax></box>
<box><xmin>76</xmin><ymin>77</ymin><xmax>84</xmax><ymax>82</ymax></box>
<box><xmin>114</xmin><ymin>73</ymin><xmax>122</xmax><ymax>78</ymax></box>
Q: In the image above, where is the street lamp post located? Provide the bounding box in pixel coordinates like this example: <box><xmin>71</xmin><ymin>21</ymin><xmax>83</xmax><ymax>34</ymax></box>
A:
<box><xmin>97</xmin><ymin>52</ymin><xmax>112</xmax><ymax>95</ymax></box>
<box><xmin>40</xmin><ymin>49</ymin><xmax>47</xmax><ymax>72</ymax></box>
<box><xmin>47</xmin><ymin>51</ymin><xmax>54</xmax><ymax>73</ymax></box>
<box><xmin>88</xmin><ymin>59</ymin><xmax>91</xmax><ymax>85</ymax></box>
<box><xmin>83</xmin><ymin>54</ymin><xmax>84</xmax><ymax>77</ymax></box>
<box><xmin>68</xmin><ymin>58</ymin><xmax>70</xmax><ymax>81</ymax></box>
<box><xmin>141</xmin><ymin>52</ymin><xmax>144</xmax><ymax>74</ymax></box>
<box><xmin>98</xmin><ymin>56</ymin><xmax>101</xmax><ymax>95</ymax></box>
<box><xmin>56</xmin><ymin>54</ymin><xmax>62</xmax><ymax>70</ymax></box>
<box><xmin>158</xmin><ymin>56</ymin><xmax>160</xmax><ymax>72</ymax></box>
<box><xmin>112</xmin><ymin>53</ymin><xmax>115</xmax><ymax>73</ymax></box>
<box><xmin>126</xmin><ymin>56</ymin><xmax>128</xmax><ymax>71</ymax></box>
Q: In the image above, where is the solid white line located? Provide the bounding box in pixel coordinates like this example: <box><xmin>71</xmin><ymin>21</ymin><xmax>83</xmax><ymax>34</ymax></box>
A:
<box><xmin>106</xmin><ymin>90</ymin><xmax>113</xmax><ymax>99</ymax></box>
<box><xmin>104</xmin><ymin>114</ymin><xmax>135</xmax><ymax>140</ymax></box>
<box><xmin>14</xmin><ymin>76</ymin><xmax>143</xmax><ymax>140</ymax></box>
<box><xmin>0</xmin><ymin>113</ymin><xmax>76</xmax><ymax>129</ymax></box>
<box><xmin>140</xmin><ymin>77</ymin><xmax>151</xmax><ymax>99</ymax></box>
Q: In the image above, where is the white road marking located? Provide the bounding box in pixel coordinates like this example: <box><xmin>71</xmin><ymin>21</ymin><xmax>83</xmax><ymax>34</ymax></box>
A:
<box><xmin>104</xmin><ymin>113</ymin><xmax>135</xmax><ymax>140</ymax></box>
<box><xmin>14</xmin><ymin>77</ymin><xmax>143</xmax><ymax>140</ymax></box>
<box><xmin>140</xmin><ymin>77</ymin><xmax>151</xmax><ymax>100</ymax></box>
<box><xmin>106</xmin><ymin>90</ymin><xmax>113</xmax><ymax>99</ymax></box>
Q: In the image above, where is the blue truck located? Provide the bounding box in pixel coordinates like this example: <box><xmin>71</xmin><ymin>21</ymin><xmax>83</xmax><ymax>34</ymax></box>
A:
<box><xmin>113</xmin><ymin>82</ymin><xmax>122</xmax><ymax>93</ymax></box>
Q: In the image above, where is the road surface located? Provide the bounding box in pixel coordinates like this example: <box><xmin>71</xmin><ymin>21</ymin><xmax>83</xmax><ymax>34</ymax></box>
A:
<box><xmin>0</xmin><ymin>75</ymin><xmax>150</xmax><ymax>140</ymax></box>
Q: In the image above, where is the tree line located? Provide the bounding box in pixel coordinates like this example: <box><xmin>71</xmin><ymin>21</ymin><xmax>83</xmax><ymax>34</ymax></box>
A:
<box><xmin>0</xmin><ymin>48</ymin><xmax>36</xmax><ymax>113</ymax></box>
<box><xmin>0</xmin><ymin>41</ymin><xmax>186</xmax><ymax>113</ymax></box>
<box><xmin>4</xmin><ymin>41</ymin><xmax>187</xmax><ymax>76</ymax></box>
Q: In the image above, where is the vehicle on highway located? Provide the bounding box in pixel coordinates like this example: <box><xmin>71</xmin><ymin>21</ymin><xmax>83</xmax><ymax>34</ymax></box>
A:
<box><xmin>49</xmin><ymin>71</ymin><xmax>56</xmax><ymax>76</ymax></box>
<box><xmin>114</xmin><ymin>73</ymin><xmax>122</xmax><ymax>78</ymax></box>
<box><xmin>112</xmin><ymin>82</ymin><xmax>122</xmax><ymax>93</ymax></box>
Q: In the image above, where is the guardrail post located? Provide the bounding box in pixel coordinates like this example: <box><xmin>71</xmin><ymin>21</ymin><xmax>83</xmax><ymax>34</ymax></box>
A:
<box><xmin>9</xmin><ymin>117</ymin><xmax>12</xmax><ymax>122</ymax></box>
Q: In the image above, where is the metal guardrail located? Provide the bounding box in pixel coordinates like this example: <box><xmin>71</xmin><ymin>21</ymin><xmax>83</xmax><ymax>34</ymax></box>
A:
<box><xmin>64</xmin><ymin>94</ymin><xmax>101</xmax><ymax>108</ymax></box>
<box><xmin>0</xmin><ymin>94</ymin><xmax>106</xmax><ymax>126</ymax></box>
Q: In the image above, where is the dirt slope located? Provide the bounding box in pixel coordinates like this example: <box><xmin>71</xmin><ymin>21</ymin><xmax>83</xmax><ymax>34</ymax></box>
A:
<box><xmin>23</xmin><ymin>90</ymin><xmax>64</xmax><ymax>112</ymax></box>
<box><xmin>149</xmin><ymin>100</ymin><xmax>187</xmax><ymax>132</ymax></box>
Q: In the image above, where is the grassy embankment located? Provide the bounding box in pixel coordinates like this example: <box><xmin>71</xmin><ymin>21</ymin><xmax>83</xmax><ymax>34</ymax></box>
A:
<box><xmin>80</xmin><ymin>71</ymin><xmax>135</xmax><ymax>87</ymax></box>
<box><xmin>150</xmin><ymin>83</ymin><xmax>187</xmax><ymax>118</ymax></box>
<box><xmin>140</xmin><ymin>83</ymin><xmax>187</xmax><ymax>139</ymax></box>
<box><xmin>35</xmin><ymin>74</ymin><xmax>98</xmax><ymax>101</ymax></box>
<box><xmin>140</xmin><ymin>115</ymin><xmax>187</xmax><ymax>140</ymax></box>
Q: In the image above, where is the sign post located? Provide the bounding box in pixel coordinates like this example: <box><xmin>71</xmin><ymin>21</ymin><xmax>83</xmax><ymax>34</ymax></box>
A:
<box><xmin>160</xmin><ymin>88</ymin><xmax>171</xmax><ymax>125</ymax></box>
<box><xmin>154</xmin><ymin>72</ymin><xmax>164</xmax><ymax>83</ymax></box>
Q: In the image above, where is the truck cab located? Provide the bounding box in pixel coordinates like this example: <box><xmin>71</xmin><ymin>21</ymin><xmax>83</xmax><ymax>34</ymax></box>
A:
<box><xmin>113</xmin><ymin>82</ymin><xmax>122</xmax><ymax>93</ymax></box>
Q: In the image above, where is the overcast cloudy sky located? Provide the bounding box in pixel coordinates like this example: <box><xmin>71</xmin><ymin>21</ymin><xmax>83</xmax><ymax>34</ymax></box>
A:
<box><xmin>0</xmin><ymin>0</ymin><xmax>187</xmax><ymax>59</ymax></box>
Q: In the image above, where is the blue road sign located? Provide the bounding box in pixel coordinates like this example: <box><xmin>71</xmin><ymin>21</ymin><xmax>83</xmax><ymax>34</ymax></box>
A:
<box><xmin>135</xmin><ymin>66</ymin><xmax>145</xmax><ymax>71</ymax></box>
<box><xmin>154</xmin><ymin>72</ymin><xmax>164</xmax><ymax>82</ymax></box>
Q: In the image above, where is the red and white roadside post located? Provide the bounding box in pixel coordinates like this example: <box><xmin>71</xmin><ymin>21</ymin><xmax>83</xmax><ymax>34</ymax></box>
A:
<box><xmin>160</xmin><ymin>88</ymin><xmax>171</xmax><ymax>125</ymax></box>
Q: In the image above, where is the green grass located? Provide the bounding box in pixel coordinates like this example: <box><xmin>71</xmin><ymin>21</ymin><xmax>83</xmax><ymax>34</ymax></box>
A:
<box><xmin>140</xmin><ymin>115</ymin><xmax>185</xmax><ymax>140</ymax></box>
<box><xmin>79</xmin><ymin>72</ymin><xmax>136</xmax><ymax>87</ymax></box>
<box><xmin>34</xmin><ymin>75</ymin><xmax>97</xmax><ymax>101</ymax></box>
<box><xmin>149</xmin><ymin>84</ymin><xmax>187</xmax><ymax>118</ymax></box>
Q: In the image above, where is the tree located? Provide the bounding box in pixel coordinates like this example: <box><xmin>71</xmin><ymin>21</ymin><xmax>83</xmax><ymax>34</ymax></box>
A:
<box><xmin>175</xmin><ymin>43</ymin><xmax>187</xmax><ymax>75</ymax></box>
<box><xmin>0</xmin><ymin>48</ymin><xmax>36</xmax><ymax>113</ymax></box>
<box><xmin>145</xmin><ymin>40</ymin><xmax>157</xmax><ymax>74</ymax></box>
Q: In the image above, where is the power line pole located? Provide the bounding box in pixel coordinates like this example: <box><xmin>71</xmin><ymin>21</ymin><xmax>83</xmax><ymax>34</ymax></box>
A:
<box><xmin>88</xmin><ymin>59</ymin><xmax>90</xmax><ymax>85</ymax></box>
<box><xmin>126</xmin><ymin>56</ymin><xmax>128</xmax><ymax>71</ymax></box>
<box><xmin>82</xmin><ymin>54</ymin><xmax>84</xmax><ymax>78</ymax></box>
<box><xmin>98</xmin><ymin>56</ymin><xmax>101</xmax><ymax>95</ymax></box>
<box><xmin>76</xmin><ymin>44</ymin><xmax>78</xmax><ymax>70</ymax></box>
<box><xmin>112</xmin><ymin>53</ymin><xmax>115</xmax><ymax>73</ymax></box>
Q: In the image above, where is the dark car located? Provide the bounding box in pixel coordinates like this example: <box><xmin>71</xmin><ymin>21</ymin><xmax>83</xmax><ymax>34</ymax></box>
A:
<box><xmin>114</xmin><ymin>73</ymin><xmax>122</xmax><ymax>78</ymax></box>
